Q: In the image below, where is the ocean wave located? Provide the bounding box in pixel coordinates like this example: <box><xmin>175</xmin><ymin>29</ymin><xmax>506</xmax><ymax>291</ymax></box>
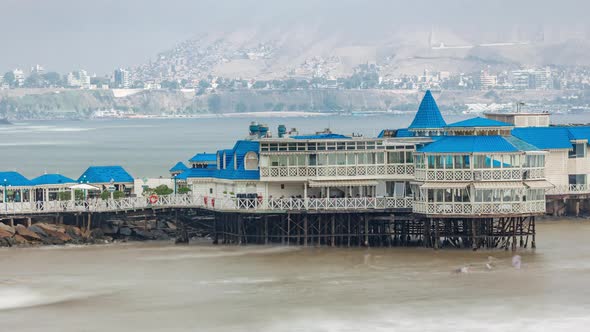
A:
<box><xmin>0</xmin><ymin>141</ymin><xmax>88</xmax><ymax>146</ymax></box>
<box><xmin>140</xmin><ymin>246</ymin><xmax>300</xmax><ymax>261</ymax></box>
<box><xmin>0</xmin><ymin>286</ymin><xmax>103</xmax><ymax>311</ymax></box>
<box><xmin>199</xmin><ymin>277</ymin><xmax>276</xmax><ymax>285</ymax></box>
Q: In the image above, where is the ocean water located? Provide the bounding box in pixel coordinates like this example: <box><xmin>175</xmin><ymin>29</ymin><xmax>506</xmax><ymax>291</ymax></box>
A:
<box><xmin>1</xmin><ymin>219</ymin><xmax>590</xmax><ymax>331</ymax></box>
<box><xmin>1</xmin><ymin>113</ymin><xmax>586</xmax><ymax>180</ymax></box>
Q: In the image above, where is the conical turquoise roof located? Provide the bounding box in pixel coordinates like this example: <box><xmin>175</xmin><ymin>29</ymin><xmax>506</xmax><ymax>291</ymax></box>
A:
<box><xmin>409</xmin><ymin>90</ymin><xmax>446</xmax><ymax>129</ymax></box>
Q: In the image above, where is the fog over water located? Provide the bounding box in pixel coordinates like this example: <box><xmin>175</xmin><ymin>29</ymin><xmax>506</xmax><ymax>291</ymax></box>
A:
<box><xmin>0</xmin><ymin>114</ymin><xmax>587</xmax><ymax>179</ymax></box>
<box><xmin>1</xmin><ymin>220</ymin><xmax>590</xmax><ymax>331</ymax></box>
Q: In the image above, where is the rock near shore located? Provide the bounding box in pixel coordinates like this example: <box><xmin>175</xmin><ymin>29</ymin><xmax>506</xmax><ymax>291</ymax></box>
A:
<box><xmin>0</xmin><ymin>218</ymin><xmax>179</xmax><ymax>247</ymax></box>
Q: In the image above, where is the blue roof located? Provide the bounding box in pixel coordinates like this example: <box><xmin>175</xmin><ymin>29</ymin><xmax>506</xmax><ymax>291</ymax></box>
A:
<box><xmin>408</xmin><ymin>90</ymin><xmax>447</xmax><ymax>129</ymax></box>
<box><xmin>377</xmin><ymin>128</ymin><xmax>413</xmax><ymax>138</ymax></box>
<box><xmin>0</xmin><ymin>171</ymin><xmax>32</xmax><ymax>186</ymax></box>
<box><xmin>169</xmin><ymin>162</ymin><xmax>189</xmax><ymax>172</ymax></box>
<box><xmin>447</xmin><ymin>117</ymin><xmax>512</xmax><ymax>128</ymax></box>
<box><xmin>418</xmin><ymin>136</ymin><xmax>526</xmax><ymax>153</ymax></box>
<box><xmin>77</xmin><ymin>166</ymin><xmax>134</xmax><ymax>183</ymax></box>
<box><xmin>512</xmin><ymin>127</ymin><xmax>573</xmax><ymax>149</ymax></box>
<box><xmin>189</xmin><ymin>153</ymin><xmax>217</xmax><ymax>163</ymax></box>
<box><xmin>291</xmin><ymin>133</ymin><xmax>350</xmax><ymax>140</ymax></box>
<box><xmin>184</xmin><ymin>140</ymin><xmax>260</xmax><ymax>180</ymax></box>
<box><xmin>567</xmin><ymin>126</ymin><xmax>590</xmax><ymax>141</ymax></box>
<box><xmin>31</xmin><ymin>174</ymin><xmax>75</xmax><ymax>185</ymax></box>
<box><xmin>396</xmin><ymin>128</ymin><xmax>413</xmax><ymax>137</ymax></box>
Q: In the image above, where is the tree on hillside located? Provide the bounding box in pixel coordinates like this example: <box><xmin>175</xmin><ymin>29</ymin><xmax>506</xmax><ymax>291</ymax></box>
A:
<box><xmin>3</xmin><ymin>72</ymin><xmax>15</xmax><ymax>87</ymax></box>
<box><xmin>235</xmin><ymin>102</ymin><xmax>248</xmax><ymax>113</ymax></box>
<box><xmin>207</xmin><ymin>94</ymin><xmax>222</xmax><ymax>113</ymax></box>
<box><xmin>43</xmin><ymin>72</ymin><xmax>62</xmax><ymax>87</ymax></box>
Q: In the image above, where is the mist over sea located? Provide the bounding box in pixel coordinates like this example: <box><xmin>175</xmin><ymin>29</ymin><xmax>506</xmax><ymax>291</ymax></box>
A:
<box><xmin>1</xmin><ymin>219</ymin><xmax>590</xmax><ymax>331</ymax></box>
<box><xmin>1</xmin><ymin>113</ymin><xmax>587</xmax><ymax>179</ymax></box>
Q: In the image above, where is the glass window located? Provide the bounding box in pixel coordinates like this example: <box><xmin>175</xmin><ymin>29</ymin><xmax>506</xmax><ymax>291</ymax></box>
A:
<box><xmin>427</xmin><ymin>156</ymin><xmax>436</xmax><ymax>169</ymax></box>
<box><xmin>388</xmin><ymin>152</ymin><xmax>402</xmax><ymax>164</ymax></box>
<box><xmin>328</xmin><ymin>154</ymin><xmax>337</xmax><ymax>165</ymax></box>
<box><xmin>288</xmin><ymin>143</ymin><xmax>297</xmax><ymax>151</ymax></box>
<box><xmin>435</xmin><ymin>189</ymin><xmax>444</xmax><ymax>202</ymax></box>
<box><xmin>317</xmin><ymin>143</ymin><xmax>326</xmax><ymax>151</ymax></box>
<box><xmin>569</xmin><ymin>174</ymin><xmax>587</xmax><ymax>185</ymax></box>
<box><xmin>337</xmin><ymin>142</ymin><xmax>346</xmax><ymax>150</ymax></box>
<box><xmin>445</xmin><ymin>155</ymin><xmax>454</xmax><ymax>169</ymax></box>
<box><xmin>297</xmin><ymin>143</ymin><xmax>307</xmax><ymax>151</ymax></box>
<box><xmin>357</xmin><ymin>153</ymin><xmax>367</xmax><ymax>164</ymax></box>
<box><xmin>434</xmin><ymin>155</ymin><xmax>444</xmax><ymax>169</ymax></box>
<box><xmin>278</xmin><ymin>156</ymin><xmax>288</xmax><ymax>167</ymax></box>
<box><xmin>367</xmin><ymin>153</ymin><xmax>376</xmax><ymax>164</ymax></box>
<box><xmin>346</xmin><ymin>142</ymin><xmax>356</xmax><ymax>150</ymax></box>
<box><xmin>366</xmin><ymin>142</ymin><xmax>375</xmax><ymax>150</ymax></box>
<box><xmin>270</xmin><ymin>155</ymin><xmax>279</xmax><ymax>167</ymax></box>
<box><xmin>376</xmin><ymin>152</ymin><xmax>385</xmax><ymax>164</ymax></box>
<box><xmin>269</xmin><ymin>144</ymin><xmax>278</xmax><ymax>152</ymax></box>
<box><xmin>297</xmin><ymin>155</ymin><xmax>306</xmax><ymax>166</ymax></box>
<box><xmin>308</xmin><ymin>143</ymin><xmax>317</xmax><ymax>151</ymax></box>
<box><xmin>415</xmin><ymin>155</ymin><xmax>424</xmax><ymax>168</ymax></box>
<box><xmin>318</xmin><ymin>154</ymin><xmax>327</xmax><ymax>166</ymax></box>
<box><xmin>288</xmin><ymin>155</ymin><xmax>297</xmax><ymax>166</ymax></box>
<box><xmin>327</xmin><ymin>142</ymin><xmax>336</xmax><ymax>151</ymax></box>
<box><xmin>406</xmin><ymin>151</ymin><xmax>414</xmax><ymax>163</ymax></box>
<box><xmin>337</xmin><ymin>154</ymin><xmax>346</xmax><ymax>165</ymax></box>
<box><xmin>347</xmin><ymin>153</ymin><xmax>355</xmax><ymax>165</ymax></box>
<box><xmin>454</xmin><ymin>155</ymin><xmax>464</xmax><ymax>169</ymax></box>
<box><xmin>309</xmin><ymin>154</ymin><xmax>317</xmax><ymax>166</ymax></box>
<box><xmin>569</xmin><ymin>143</ymin><xmax>587</xmax><ymax>158</ymax></box>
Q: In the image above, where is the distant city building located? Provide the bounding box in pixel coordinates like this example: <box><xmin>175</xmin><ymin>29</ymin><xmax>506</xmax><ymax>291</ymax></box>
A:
<box><xmin>30</xmin><ymin>64</ymin><xmax>45</xmax><ymax>75</ymax></box>
<box><xmin>478</xmin><ymin>70</ymin><xmax>497</xmax><ymax>89</ymax></box>
<box><xmin>510</xmin><ymin>68</ymin><xmax>552</xmax><ymax>90</ymax></box>
<box><xmin>12</xmin><ymin>69</ymin><xmax>25</xmax><ymax>87</ymax></box>
<box><xmin>114</xmin><ymin>68</ymin><xmax>131</xmax><ymax>88</ymax></box>
<box><xmin>66</xmin><ymin>70</ymin><xmax>91</xmax><ymax>88</ymax></box>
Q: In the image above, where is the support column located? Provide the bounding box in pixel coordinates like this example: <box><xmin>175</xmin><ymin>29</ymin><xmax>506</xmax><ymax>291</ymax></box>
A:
<box><xmin>303</xmin><ymin>215</ymin><xmax>308</xmax><ymax>246</ymax></box>
<box><xmin>364</xmin><ymin>215</ymin><xmax>369</xmax><ymax>247</ymax></box>
<box><xmin>87</xmin><ymin>213</ymin><xmax>92</xmax><ymax>232</ymax></box>
<box><xmin>331</xmin><ymin>214</ymin><xmax>335</xmax><ymax>247</ymax></box>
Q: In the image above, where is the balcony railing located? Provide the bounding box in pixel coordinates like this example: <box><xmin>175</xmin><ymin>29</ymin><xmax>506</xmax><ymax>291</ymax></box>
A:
<box><xmin>414</xmin><ymin>167</ymin><xmax>545</xmax><ymax>182</ymax></box>
<box><xmin>0</xmin><ymin>195</ymin><xmax>413</xmax><ymax>215</ymax></box>
<box><xmin>412</xmin><ymin>200</ymin><xmax>546</xmax><ymax>215</ymax></box>
<box><xmin>547</xmin><ymin>184</ymin><xmax>590</xmax><ymax>195</ymax></box>
<box><xmin>260</xmin><ymin>164</ymin><xmax>414</xmax><ymax>178</ymax></box>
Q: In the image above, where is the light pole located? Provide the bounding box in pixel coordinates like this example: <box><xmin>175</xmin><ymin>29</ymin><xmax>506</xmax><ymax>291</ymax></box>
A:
<box><xmin>3</xmin><ymin>179</ymin><xmax>7</xmax><ymax>212</ymax></box>
<box><xmin>173</xmin><ymin>174</ymin><xmax>177</xmax><ymax>195</ymax></box>
<box><xmin>109</xmin><ymin>178</ymin><xmax>115</xmax><ymax>200</ymax></box>
<box><xmin>80</xmin><ymin>175</ymin><xmax>88</xmax><ymax>200</ymax></box>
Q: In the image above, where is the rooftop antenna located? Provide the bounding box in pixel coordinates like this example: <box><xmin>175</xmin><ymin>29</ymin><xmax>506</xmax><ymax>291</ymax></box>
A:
<box><xmin>516</xmin><ymin>102</ymin><xmax>525</xmax><ymax>113</ymax></box>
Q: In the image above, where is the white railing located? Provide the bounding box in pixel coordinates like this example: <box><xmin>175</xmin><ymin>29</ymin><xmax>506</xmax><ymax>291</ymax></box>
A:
<box><xmin>0</xmin><ymin>195</ymin><xmax>413</xmax><ymax>215</ymax></box>
<box><xmin>260</xmin><ymin>164</ymin><xmax>414</xmax><ymax>178</ymax></box>
<box><xmin>414</xmin><ymin>167</ymin><xmax>544</xmax><ymax>182</ymax></box>
<box><xmin>547</xmin><ymin>184</ymin><xmax>590</xmax><ymax>195</ymax></box>
<box><xmin>198</xmin><ymin>196</ymin><xmax>413</xmax><ymax>211</ymax></box>
<box><xmin>412</xmin><ymin>200</ymin><xmax>546</xmax><ymax>215</ymax></box>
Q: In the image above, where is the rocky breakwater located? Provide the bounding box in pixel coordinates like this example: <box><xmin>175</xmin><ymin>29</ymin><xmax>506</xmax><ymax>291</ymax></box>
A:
<box><xmin>0</xmin><ymin>222</ymin><xmax>93</xmax><ymax>247</ymax></box>
<box><xmin>0</xmin><ymin>216</ymin><xmax>180</xmax><ymax>247</ymax></box>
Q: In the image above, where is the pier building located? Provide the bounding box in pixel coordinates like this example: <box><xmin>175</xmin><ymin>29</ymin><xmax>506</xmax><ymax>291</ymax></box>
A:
<box><xmin>3</xmin><ymin>91</ymin><xmax>590</xmax><ymax>249</ymax></box>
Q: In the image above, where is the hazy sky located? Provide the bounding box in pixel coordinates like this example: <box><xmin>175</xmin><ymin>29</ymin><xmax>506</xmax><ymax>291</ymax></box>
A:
<box><xmin>1</xmin><ymin>0</ymin><xmax>588</xmax><ymax>74</ymax></box>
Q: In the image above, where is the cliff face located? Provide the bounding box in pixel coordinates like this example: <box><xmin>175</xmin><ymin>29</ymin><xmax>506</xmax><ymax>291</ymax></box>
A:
<box><xmin>0</xmin><ymin>88</ymin><xmax>577</xmax><ymax>120</ymax></box>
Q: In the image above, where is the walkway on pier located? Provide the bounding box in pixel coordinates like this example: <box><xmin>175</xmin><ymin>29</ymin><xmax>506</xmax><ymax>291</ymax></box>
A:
<box><xmin>0</xmin><ymin>195</ymin><xmax>413</xmax><ymax>216</ymax></box>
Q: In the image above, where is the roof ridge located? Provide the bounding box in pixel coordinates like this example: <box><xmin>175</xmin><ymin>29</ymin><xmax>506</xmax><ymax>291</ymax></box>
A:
<box><xmin>408</xmin><ymin>90</ymin><xmax>447</xmax><ymax>129</ymax></box>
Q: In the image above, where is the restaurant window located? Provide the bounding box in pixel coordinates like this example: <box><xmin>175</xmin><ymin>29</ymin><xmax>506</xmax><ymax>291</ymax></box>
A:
<box><xmin>569</xmin><ymin>143</ymin><xmax>587</xmax><ymax>159</ymax></box>
<box><xmin>569</xmin><ymin>174</ymin><xmax>587</xmax><ymax>185</ymax></box>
